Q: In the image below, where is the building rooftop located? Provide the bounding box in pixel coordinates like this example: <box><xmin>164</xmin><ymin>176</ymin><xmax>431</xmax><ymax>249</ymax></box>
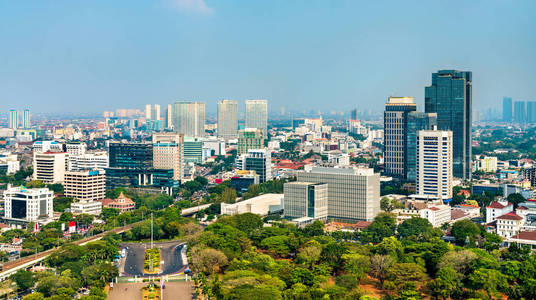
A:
<box><xmin>510</xmin><ymin>231</ymin><xmax>536</xmax><ymax>241</ymax></box>
<box><xmin>487</xmin><ymin>201</ymin><xmax>512</xmax><ymax>209</ymax></box>
<box><xmin>497</xmin><ymin>212</ymin><xmax>523</xmax><ymax>221</ymax></box>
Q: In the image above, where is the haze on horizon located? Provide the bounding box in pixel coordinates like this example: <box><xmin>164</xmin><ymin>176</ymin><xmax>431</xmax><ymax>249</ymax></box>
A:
<box><xmin>0</xmin><ymin>0</ymin><xmax>535</xmax><ymax>114</ymax></box>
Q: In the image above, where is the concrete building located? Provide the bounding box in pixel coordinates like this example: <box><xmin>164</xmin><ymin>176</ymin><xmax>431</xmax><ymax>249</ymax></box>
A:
<box><xmin>406</xmin><ymin>112</ymin><xmax>437</xmax><ymax>181</ymax></box>
<box><xmin>33</xmin><ymin>152</ymin><xmax>67</xmax><ymax>184</ymax></box>
<box><xmin>217</xmin><ymin>100</ymin><xmax>238</xmax><ymax>139</ymax></box>
<box><xmin>238</xmin><ymin>128</ymin><xmax>264</xmax><ymax>155</ymax></box>
<box><xmin>419</xmin><ymin>205</ymin><xmax>451</xmax><ymax>227</ymax></box>
<box><xmin>245</xmin><ymin>99</ymin><xmax>268</xmax><ymax>137</ymax></box>
<box><xmin>4</xmin><ymin>186</ymin><xmax>54</xmax><ymax>222</ymax></box>
<box><xmin>284</xmin><ymin>182</ymin><xmax>328</xmax><ymax>221</ymax></box>
<box><xmin>153</xmin><ymin>104</ymin><xmax>161</xmax><ymax>121</ymax></box>
<box><xmin>68</xmin><ymin>152</ymin><xmax>109</xmax><ymax>171</ymax></box>
<box><xmin>152</xmin><ymin>133</ymin><xmax>184</xmax><ymax>181</ymax></box>
<box><xmin>237</xmin><ymin>149</ymin><xmax>272</xmax><ymax>183</ymax></box>
<box><xmin>8</xmin><ymin>110</ymin><xmax>17</xmax><ymax>129</ymax></box>
<box><xmin>66</xmin><ymin>143</ymin><xmax>87</xmax><ymax>156</ymax></box>
<box><xmin>0</xmin><ymin>152</ymin><xmax>20</xmax><ymax>174</ymax></box>
<box><xmin>70</xmin><ymin>201</ymin><xmax>102</xmax><ymax>216</ymax></box>
<box><xmin>496</xmin><ymin>212</ymin><xmax>524</xmax><ymax>238</ymax></box>
<box><xmin>33</xmin><ymin>141</ymin><xmax>64</xmax><ymax>153</ymax></box>
<box><xmin>173</xmin><ymin>101</ymin><xmax>205</xmax><ymax>137</ymax></box>
<box><xmin>184</xmin><ymin>137</ymin><xmax>203</xmax><ymax>164</ymax></box>
<box><xmin>22</xmin><ymin>109</ymin><xmax>30</xmax><ymax>129</ymax></box>
<box><xmin>64</xmin><ymin>169</ymin><xmax>106</xmax><ymax>203</ymax></box>
<box><xmin>100</xmin><ymin>192</ymin><xmax>135</xmax><ymax>213</ymax></box>
<box><xmin>296</xmin><ymin>167</ymin><xmax>380</xmax><ymax>222</ymax></box>
<box><xmin>220</xmin><ymin>193</ymin><xmax>283</xmax><ymax>216</ymax></box>
<box><xmin>416</xmin><ymin>130</ymin><xmax>453</xmax><ymax>201</ymax></box>
<box><xmin>477</xmin><ymin>156</ymin><xmax>498</xmax><ymax>173</ymax></box>
<box><xmin>165</xmin><ymin>104</ymin><xmax>173</xmax><ymax>129</ymax></box>
<box><xmin>145</xmin><ymin>104</ymin><xmax>152</xmax><ymax>120</ymax></box>
<box><xmin>383</xmin><ymin>97</ymin><xmax>416</xmax><ymax>177</ymax></box>
<box><xmin>486</xmin><ymin>200</ymin><xmax>514</xmax><ymax>224</ymax></box>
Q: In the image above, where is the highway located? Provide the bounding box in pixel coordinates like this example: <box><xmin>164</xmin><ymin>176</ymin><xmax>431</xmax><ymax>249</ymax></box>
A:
<box><xmin>0</xmin><ymin>221</ymin><xmax>143</xmax><ymax>279</ymax></box>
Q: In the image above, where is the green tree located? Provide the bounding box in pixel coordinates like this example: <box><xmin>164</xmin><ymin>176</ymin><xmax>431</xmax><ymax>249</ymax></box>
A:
<box><xmin>469</xmin><ymin>268</ymin><xmax>508</xmax><ymax>298</ymax></box>
<box><xmin>369</xmin><ymin>254</ymin><xmax>394</xmax><ymax>285</ymax></box>
<box><xmin>22</xmin><ymin>293</ymin><xmax>45</xmax><ymax>300</ymax></box>
<box><xmin>397</xmin><ymin>217</ymin><xmax>441</xmax><ymax>241</ymax></box>
<box><xmin>360</xmin><ymin>213</ymin><xmax>397</xmax><ymax>244</ymax></box>
<box><xmin>11</xmin><ymin>269</ymin><xmax>36</xmax><ymax>291</ymax></box>
<box><xmin>507</xmin><ymin>193</ymin><xmax>526</xmax><ymax>208</ymax></box>
<box><xmin>260</xmin><ymin>236</ymin><xmax>291</xmax><ymax>257</ymax></box>
<box><xmin>427</xmin><ymin>267</ymin><xmax>462</xmax><ymax>300</ymax></box>
<box><xmin>342</xmin><ymin>253</ymin><xmax>370</xmax><ymax>281</ymax></box>
<box><xmin>451</xmin><ymin>219</ymin><xmax>481</xmax><ymax>245</ymax></box>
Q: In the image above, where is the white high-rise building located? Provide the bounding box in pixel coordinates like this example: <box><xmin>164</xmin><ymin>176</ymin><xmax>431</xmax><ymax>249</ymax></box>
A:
<box><xmin>145</xmin><ymin>104</ymin><xmax>152</xmax><ymax>120</ymax></box>
<box><xmin>165</xmin><ymin>104</ymin><xmax>173</xmax><ymax>129</ymax></box>
<box><xmin>245</xmin><ymin>100</ymin><xmax>268</xmax><ymax>137</ymax></box>
<box><xmin>416</xmin><ymin>129</ymin><xmax>453</xmax><ymax>200</ymax></box>
<box><xmin>8</xmin><ymin>110</ymin><xmax>18</xmax><ymax>129</ymax></box>
<box><xmin>217</xmin><ymin>100</ymin><xmax>238</xmax><ymax>139</ymax></box>
<box><xmin>4</xmin><ymin>186</ymin><xmax>54</xmax><ymax>222</ymax></box>
<box><xmin>33</xmin><ymin>152</ymin><xmax>67</xmax><ymax>184</ymax></box>
<box><xmin>153</xmin><ymin>104</ymin><xmax>161</xmax><ymax>121</ymax></box>
<box><xmin>153</xmin><ymin>133</ymin><xmax>184</xmax><ymax>182</ymax></box>
<box><xmin>173</xmin><ymin>101</ymin><xmax>205</xmax><ymax>137</ymax></box>
<box><xmin>296</xmin><ymin>167</ymin><xmax>380</xmax><ymax>222</ymax></box>
<box><xmin>22</xmin><ymin>109</ymin><xmax>30</xmax><ymax>129</ymax></box>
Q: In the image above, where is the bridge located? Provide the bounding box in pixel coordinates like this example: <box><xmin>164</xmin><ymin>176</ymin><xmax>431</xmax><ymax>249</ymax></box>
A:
<box><xmin>0</xmin><ymin>221</ymin><xmax>142</xmax><ymax>280</ymax></box>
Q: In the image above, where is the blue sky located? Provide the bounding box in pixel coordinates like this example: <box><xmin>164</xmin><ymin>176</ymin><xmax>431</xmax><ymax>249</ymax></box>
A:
<box><xmin>0</xmin><ymin>0</ymin><xmax>535</xmax><ymax>114</ymax></box>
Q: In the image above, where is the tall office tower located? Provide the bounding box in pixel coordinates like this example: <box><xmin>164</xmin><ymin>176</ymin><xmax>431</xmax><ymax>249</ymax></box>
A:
<box><xmin>22</xmin><ymin>109</ymin><xmax>30</xmax><ymax>129</ymax></box>
<box><xmin>514</xmin><ymin>101</ymin><xmax>526</xmax><ymax>124</ymax></box>
<box><xmin>416</xmin><ymin>130</ymin><xmax>453</xmax><ymax>200</ymax></box>
<box><xmin>527</xmin><ymin>101</ymin><xmax>536</xmax><ymax>123</ymax></box>
<box><xmin>217</xmin><ymin>100</ymin><xmax>238</xmax><ymax>139</ymax></box>
<box><xmin>173</xmin><ymin>101</ymin><xmax>206</xmax><ymax>137</ymax></box>
<box><xmin>106</xmin><ymin>142</ymin><xmax>159</xmax><ymax>189</ymax></box>
<box><xmin>284</xmin><ymin>182</ymin><xmax>328</xmax><ymax>221</ymax></box>
<box><xmin>237</xmin><ymin>128</ymin><xmax>264</xmax><ymax>155</ymax></box>
<box><xmin>296</xmin><ymin>167</ymin><xmax>380</xmax><ymax>222</ymax></box>
<box><xmin>384</xmin><ymin>97</ymin><xmax>417</xmax><ymax>177</ymax></box>
<box><xmin>152</xmin><ymin>133</ymin><xmax>184</xmax><ymax>182</ymax></box>
<box><xmin>406</xmin><ymin>112</ymin><xmax>437</xmax><ymax>181</ymax></box>
<box><xmin>33</xmin><ymin>152</ymin><xmax>67</xmax><ymax>184</ymax></box>
<box><xmin>4</xmin><ymin>186</ymin><xmax>54</xmax><ymax>222</ymax></box>
<box><xmin>503</xmin><ymin>97</ymin><xmax>513</xmax><ymax>122</ymax></box>
<box><xmin>237</xmin><ymin>149</ymin><xmax>272</xmax><ymax>183</ymax></box>
<box><xmin>153</xmin><ymin>104</ymin><xmax>161</xmax><ymax>121</ymax></box>
<box><xmin>425</xmin><ymin>70</ymin><xmax>472</xmax><ymax>180</ymax></box>
<box><xmin>165</xmin><ymin>104</ymin><xmax>173</xmax><ymax>129</ymax></box>
<box><xmin>145</xmin><ymin>104</ymin><xmax>152</xmax><ymax>120</ymax></box>
<box><xmin>8</xmin><ymin>110</ymin><xmax>17</xmax><ymax>129</ymax></box>
<box><xmin>350</xmin><ymin>108</ymin><xmax>358</xmax><ymax>121</ymax></box>
<box><xmin>245</xmin><ymin>99</ymin><xmax>268</xmax><ymax>137</ymax></box>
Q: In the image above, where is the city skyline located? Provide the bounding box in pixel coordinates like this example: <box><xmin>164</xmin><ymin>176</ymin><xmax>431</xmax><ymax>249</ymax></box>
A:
<box><xmin>1</xmin><ymin>1</ymin><xmax>535</xmax><ymax>113</ymax></box>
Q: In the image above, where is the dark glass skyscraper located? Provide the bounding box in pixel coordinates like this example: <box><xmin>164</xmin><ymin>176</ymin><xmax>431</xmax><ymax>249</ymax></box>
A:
<box><xmin>406</xmin><ymin>112</ymin><xmax>437</xmax><ymax>181</ymax></box>
<box><xmin>527</xmin><ymin>101</ymin><xmax>536</xmax><ymax>123</ymax></box>
<box><xmin>425</xmin><ymin>70</ymin><xmax>472</xmax><ymax>179</ymax></box>
<box><xmin>503</xmin><ymin>97</ymin><xmax>512</xmax><ymax>122</ymax></box>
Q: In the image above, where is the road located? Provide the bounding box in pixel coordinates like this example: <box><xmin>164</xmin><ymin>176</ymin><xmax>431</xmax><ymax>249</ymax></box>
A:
<box><xmin>121</xmin><ymin>241</ymin><xmax>187</xmax><ymax>277</ymax></box>
<box><xmin>108</xmin><ymin>282</ymin><xmax>194</xmax><ymax>300</ymax></box>
<box><xmin>0</xmin><ymin>221</ymin><xmax>143</xmax><ymax>278</ymax></box>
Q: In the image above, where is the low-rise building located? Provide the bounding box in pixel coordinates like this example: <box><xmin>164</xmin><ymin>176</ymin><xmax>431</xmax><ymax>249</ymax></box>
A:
<box><xmin>3</xmin><ymin>186</ymin><xmax>54</xmax><ymax>222</ymax></box>
<box><xmin>220</xmin><ymin>193</ymin><xmax>283</xmax><ymax>216</ymax></box>
<box><xmin>100</xmin><ymin>192</ymin><xmax>135</xmax><ymax>213</ymax></box>
<box><xmin>419</xmin><ymin>205</ymin><xmax>450</xmax><ymax>227</ymax></box>
<box><xmin>496</xmin><ymin>212</ymin><xmax>524</xmax><ymax>238</ymax></box>
<box><xmin>284</xmin><ymin>182</ymin><xmax>328</xmax><ymax>221</ymax></box>
<box><xmin>486</xmin><ymin>200</ymin><xmax>513</xmax><ymax>224</ymax></box>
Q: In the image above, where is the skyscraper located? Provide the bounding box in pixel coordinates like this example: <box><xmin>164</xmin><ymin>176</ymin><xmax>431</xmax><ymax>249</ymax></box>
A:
<box><xmin>217</xmin><ymin>100</ymin><xmax>238</xmax><ymax>139</ymax></box>
<box><xmin>425</xmin><ymin>70</ymin><xmax>472</xmax><ymax>179</ymax></box>
<box><xmin>350</xmin><ymin>108</ymin><xmax>358</xmax><ymax>121</ymax></box>
<box><xmin>503</xmin><ymin>97</ymin><xmax>512</xmax><ymax>122</ymax></box>
<box><xmin>245</xmin><ymin>99</ymin><xmax>268</xmax><ymax>137</ymax></box>
<box><xmin>406</xmin><ymin>112</ymin><xmax>437</xmax><ymax>181</ymax></box>
<box><xmin>527</xmin><ymin>101</ymin><xmax>536</xmax><ymax>123</ymax></box>
<box><xmin>237</xmin><ymin>149</ymin><xmax>272</xmax><ymax>183</ymax></box>
<box><xmin>238</xmin><ymin>128</ymin><xmax>264</xmax><ymax>155</ymax></box>
<box><xmin>165</xmin><ymin>104</ymin><xmax>173</xmax><ymax>129</ymax></box>
<box><xmin>514</xmin><ymin>101</ymin><xmax>526</xmax><ymax>124</ymax></box>
<box><xmin>416</xmin><ymin>129</ymin><xmax>453</xmax><ymax>200</ymax></box>
<box><xmin>153</xmin><ymin>104</ymin><xmax>161</xmax><ymax>121</ymax></box>
<box><xmin>8</xmin><ymin>110</ymin><xmax>17</xmax><ymax>129</ymax></box>
<box><xmin>383</xmin><ymin>97</ymin><xmax>416</xmax><ymax>177</ymax></box>
<box><xmin>172</xmin><ymin>101</ymin><xmax>205</xmax><ymax>137</ymax></box>
<box><xmin>153</xmin><ymin>133</ymin><xmax>184</xmax><ymax>182</ymax></box>
<box><xmin>22</xmin><ymin>109</ymin><xmax>30</xmax><ymax>129</ymax></box>
<box><xmin>145</xmin><ymin>104</ymin><xmax>152</xmax><ymax>120</ymax></box>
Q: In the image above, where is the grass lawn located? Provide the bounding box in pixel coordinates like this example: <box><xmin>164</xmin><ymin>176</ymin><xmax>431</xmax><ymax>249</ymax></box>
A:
<box><xmin>144</xmin><ymin>248</ymin><xmax>161</xmax><ymax>274</ymax></box>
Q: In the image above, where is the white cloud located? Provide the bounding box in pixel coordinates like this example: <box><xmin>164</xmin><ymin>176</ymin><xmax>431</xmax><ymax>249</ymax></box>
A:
<box><xmin>170</xmin><ymin>0</ymin><xmax>214</xmax><ymax>15</ymax></box>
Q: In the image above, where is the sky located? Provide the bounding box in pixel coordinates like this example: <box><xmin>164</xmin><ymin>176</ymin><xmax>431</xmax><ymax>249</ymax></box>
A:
<box><xmin>0</xmin><ymin>0</ymin><xmax>535</xmax><ymax>114</ymax></box>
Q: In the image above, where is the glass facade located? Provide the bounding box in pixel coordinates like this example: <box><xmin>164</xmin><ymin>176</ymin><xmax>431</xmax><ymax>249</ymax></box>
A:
<box><xmin>514</xmin><ymin>101</ymin><xmax>526</xmax><ymax>124</ymax></box>
<box><xmin>425</xmin><ymin>70</ymin><xmax>472</xmax><ymax>179</ymax></box>
<box><xmin>406</xmin><ymin>112</ymin><xmax>437</xmax><ymax>181</ymax></box>
<box><xmin>503</xmin><ymin>97</ymin><xmax>512</xmax><ymax>122</ymax></box>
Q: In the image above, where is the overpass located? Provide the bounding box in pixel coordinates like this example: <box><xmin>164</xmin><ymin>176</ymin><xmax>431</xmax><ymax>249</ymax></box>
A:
<box><xmin>181</xmin><ymin>204</ymin><xmax>211</xmax><ymax>217</ymax></box>
<box><xmin>0</xmin><ymin>221</ymin><xmax>142</xmax><ymax>280</ymax></box>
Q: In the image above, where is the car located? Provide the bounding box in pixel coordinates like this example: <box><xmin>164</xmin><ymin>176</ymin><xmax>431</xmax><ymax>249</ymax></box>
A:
<box><xmin>162</xmin><ymin>284</ymin><xmax>166</xmax><ymax>289</ymax></box>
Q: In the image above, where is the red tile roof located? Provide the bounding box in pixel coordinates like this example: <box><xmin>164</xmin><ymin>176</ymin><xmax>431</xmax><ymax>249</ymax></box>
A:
<box><xmin>487</xmin><ymin>201</ymin><xmax>512</xmax><ymax>209</ymax></box>
<box><xmin>459</xmin><ymin>204</ymin><xmax>479</xmax><ymax>208</ymax></box>
<box><xmin>451</xmin><ymin>209</ymin><xmax>469</xmax><ymax>220</ymax></box>
<box><xmin>517</xmin><ymin>206</ymin><xmax>529</xmax><ymax>210</ymax></box>
<box><xmin>497</xmin><ymin>212</ymin><xmax>523</xmax><ymax>221</ymax></box>
<box><xmin>429</xmin><ymin>207</ymin><xmax>440</xmax><ymax>211</ymax></box>
<box><xmin>511</xmin><ymin>231</ymin><xmax>536</xmax><ymax>241</ymax></box>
